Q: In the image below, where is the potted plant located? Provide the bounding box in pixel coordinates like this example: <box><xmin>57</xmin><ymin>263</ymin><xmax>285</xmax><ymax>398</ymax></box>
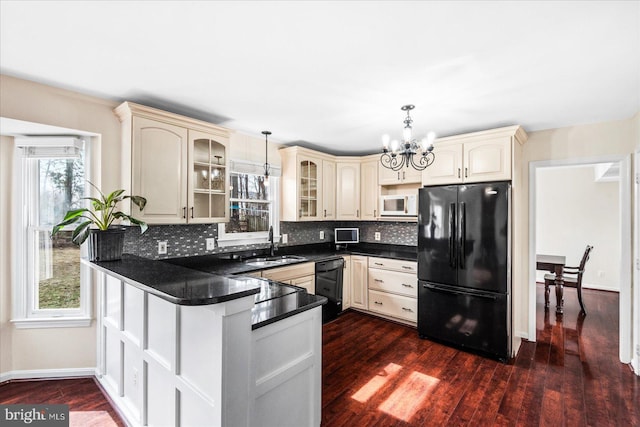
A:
<box><xmin>52</xmin><ymin>182</ymin><xmax>148</xmax><ymax>261</ymax></box>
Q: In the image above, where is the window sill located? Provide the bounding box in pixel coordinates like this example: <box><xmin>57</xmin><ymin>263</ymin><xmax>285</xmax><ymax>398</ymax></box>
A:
<box><xmin>11</xmin><ymin>317</ymin><xmax>92</xmax><ymax>329</ymax></box>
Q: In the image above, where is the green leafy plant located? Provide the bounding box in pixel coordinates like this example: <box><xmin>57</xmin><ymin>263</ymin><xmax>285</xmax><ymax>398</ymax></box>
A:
<box><xmin>51</xmin><ymin>182</ymin><xmax>148</xmax><ymax>245</ymax></box>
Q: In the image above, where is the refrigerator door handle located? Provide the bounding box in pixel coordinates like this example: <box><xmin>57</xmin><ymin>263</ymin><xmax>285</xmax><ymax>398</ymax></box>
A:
<box><xmin>459</xmin><ymin>202</ymin><xmax>466</xmax><ymax>269</ymax></box>
<box><xmin>449</xmin><ymin>203</ymin><xmax>456</xmax><ymax>268</ymax></box>
<box><xmin>423</xmin><ymin>283</ymin><xmax>499</xmax><ymax>300</ymax></box>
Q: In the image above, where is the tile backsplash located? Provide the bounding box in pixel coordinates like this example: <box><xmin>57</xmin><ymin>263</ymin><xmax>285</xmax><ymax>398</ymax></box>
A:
<box><xmin>124</xmin><ymin>220</ymin><xmax>417</xmax><ymax>260</ymax></box>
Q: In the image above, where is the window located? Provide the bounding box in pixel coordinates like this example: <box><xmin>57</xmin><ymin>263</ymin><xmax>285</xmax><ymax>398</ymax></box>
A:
<box><xmin>12</xmin><ymin>137</ymin><xmax>92</xmax><ymax>328</ymax></box>
<box><xmin>217</xmin><ymin>160</ymin><xmax>280</xmax><ymax>246</ymax></box>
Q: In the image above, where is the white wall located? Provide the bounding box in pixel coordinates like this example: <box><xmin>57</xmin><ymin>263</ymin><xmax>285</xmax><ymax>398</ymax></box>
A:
<box><xmin>536</xmin><ymin>165</ymin><xmax>620</xmax><ymax>290</ymax></box>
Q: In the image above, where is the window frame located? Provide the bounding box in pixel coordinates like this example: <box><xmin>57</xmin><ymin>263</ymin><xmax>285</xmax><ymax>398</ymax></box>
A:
<box><xmin>217</xmin><ymin>164</ymin><xmax>280</xmax><ymax>247</ymax></box>
<box><xmin>11</xmin><ymin>139</ymin><xmax>92</xmax><ymax>329</ymax></box>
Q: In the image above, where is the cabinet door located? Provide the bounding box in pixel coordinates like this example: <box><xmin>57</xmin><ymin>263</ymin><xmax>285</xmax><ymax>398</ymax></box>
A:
<box><xmin>401</xmin><ymin>167</ymin><xmax>422</xmax><ymax>184</ymax></box>
<box><xmin>463</xmin><ymin>136</ymin><xmax>512</xmax><ymax>183</ymax></box>
<box><xmin>360</xmin><ymin>160</ymin><xmax>378</xmax><ymax>220</ymax></box>
<box><xmin>132</xmin><ymin>116</ymin><xmax>188</xmax><ymax>224</ymax></box>
<box><xmin>322</xmin><ymin>160</ymin><xmax>336</xmax><ymax>220</ymax></box>
<box><xmin>291</xmin><ymin>275</ymin><xmax>315</xmax><ymax>294</ymax></box>
<box><xmin>342</xmin><ymin>256</ymin><xmax>351</xmax><ymax>309</ymax></box>
<box><xmin>298</xmin><ymin>155</ymin><xmax>323</xmax><ymax>221</ymax></box>
<box><xmin>188</xmin><ymin>130</ymin><xmax>229</xmax><ymax>223</ymax></box>
<box><xmin>378</xmin><ymin>163</ymin><xmax>403</xmax><ymax>185</ymax></box>
<box><xmin>350</xmin><ymin>256</ymin><xmax>368</xmax><ymax>309</ymax></box>
<box><xmin>421</xmin><ymin>142</ymin><xmax>463</xmax><ymax>186</ymax></box>
<box><xmin>336</xmin><ymin>162</ymin><xmax>361</xmax><ymax>220</ymax></box>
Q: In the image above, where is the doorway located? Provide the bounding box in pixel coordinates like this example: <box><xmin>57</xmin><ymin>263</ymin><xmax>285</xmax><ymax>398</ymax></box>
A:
<box><xmin>528</xmin><ymin>155</ymin><xmax>632</xmax><ymax>364</ymax></box>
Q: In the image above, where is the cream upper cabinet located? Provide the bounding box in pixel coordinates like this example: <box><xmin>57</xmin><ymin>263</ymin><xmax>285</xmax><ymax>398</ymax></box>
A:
<box><xmin>379</xmin><ymin>163</ymin><xmax>423</xmax><ymax>185</ymax></box>
<box><xmin>336</xmin><ymin>161</ymin><xmax>361</xmax><ymax>220</ymax></box>
<box><xmin>322</xmin><ymin>160</ymin><xmax>336</xmax><ymax>220</ymax></box>
<box><xmin>422</xmin><ymin>126</ymin><xmax>525</xmax><ymax>186</ymax></box>
<box><xmin>350</xmin><ymin>255</ymin><xmax>368</xmax><ymax>310</ymax></box>
<box><xmin>360</xmin><ymin>157</ymin><xmax>379</xmax><ymax>221</ymax></box>
<box><xmin>116</xmin><ymin>102</ymin><xmax>231</xmax><ymax>224</ymax></box>
<box><xmin>280</xmin><ymin>147</ymin><xmax>325</xmax><ymax>221</ymax></box>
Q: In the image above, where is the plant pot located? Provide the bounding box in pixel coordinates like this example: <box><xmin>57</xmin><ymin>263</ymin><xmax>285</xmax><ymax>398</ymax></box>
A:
<box><xmin>88</xmin><ymin>227</ymin><xmax>126</xmax><ymax>261</ymax></box>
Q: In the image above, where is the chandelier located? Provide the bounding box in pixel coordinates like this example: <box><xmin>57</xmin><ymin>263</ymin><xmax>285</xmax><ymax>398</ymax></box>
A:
<box><xmin>380</xmin><ymin>104</ymin><xmax>436</xmax><ymax>171</ymax></box>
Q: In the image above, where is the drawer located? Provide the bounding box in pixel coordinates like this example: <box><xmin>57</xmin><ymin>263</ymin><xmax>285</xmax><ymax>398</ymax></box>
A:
<box><xmin>368</xmin><ymin>269</ymin><xmax>417</xmax><ymax>297</ymax></box>
<box><xmin>368</xmin><ymin>290</ymin><xmax>417</xmax><ymax>323</ymax></box>
<box><xmin>368</xmin><ymin>257</ymin><xmax>417</xmax><ymax>274</ymax></box>
<box><xmin>261</xmin><ymin>262</ymin><xmax>315</xmax><ymax>282</ymax></box>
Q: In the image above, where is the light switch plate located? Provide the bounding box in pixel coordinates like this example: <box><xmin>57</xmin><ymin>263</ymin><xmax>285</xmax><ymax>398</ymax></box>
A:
<box><xmin>282</xmin><ymin>234</ymin><xmax>288</xmax><ymax>244</ymax></box>
<box><xmin>158</xmin><ymin>241</ymin><xmax>167</xmax><ymax>255</ymax></box>
<box><xmin>320</xmin><ymin>231</ymin><xmax>325</xmax><ymax>239</ymax></box>
<box><xmin>374</xmin><ymin>232</ymin><xmax>381</xmax><ymax>241</ymax></box>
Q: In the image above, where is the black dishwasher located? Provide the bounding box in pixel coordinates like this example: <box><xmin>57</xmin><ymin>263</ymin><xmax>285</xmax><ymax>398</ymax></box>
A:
<box><xmin>315</xmin><ymin>257</ymin><xmax>344</xmax><ymax>324</ymax></box>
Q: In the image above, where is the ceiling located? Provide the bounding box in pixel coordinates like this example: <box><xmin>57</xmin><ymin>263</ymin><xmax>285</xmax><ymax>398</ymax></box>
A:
<box><xmin>1</xmin><ymin>1</ymin><xmax>638</xmax><ymax>155</ymax></box>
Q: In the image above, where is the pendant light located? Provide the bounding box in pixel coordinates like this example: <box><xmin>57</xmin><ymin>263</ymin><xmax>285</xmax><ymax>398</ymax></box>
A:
<box><xmin>262</xmin><ymin>131</ymin><xmax>271</xmax><ymax>186</ymax></box>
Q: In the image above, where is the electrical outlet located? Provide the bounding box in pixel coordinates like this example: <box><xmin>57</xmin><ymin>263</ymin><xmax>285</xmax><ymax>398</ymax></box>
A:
<box><xmin>597</xmin><ymin>270</ymin><xmax>604</xmax><ymax>278</ymax></box>
<box><xmin>320</xmin><ymin>231</ymin><xmax>325</xmax><ymax>240</ymax></box>
<box><xmin>636</xmin><ymin>344</ymin><xmax>640</xmax><ymax>356</ymax></box>
<box><xmin>132</xmin><ymin>367</ymin><xmax>138</xmax><ymax>388</ymax></box>
<box><xmin>374</xmin><ymin>232</ymin><xmax>381</xmax><ymax>241</ymax></box>
<box><xmin>206</xmin><ymin>238</ymin><xmax>216</xmax><ymax>251</ymax></box>
<box><xmin>282</xmin><ymin>234</ymin><xmax>288</xmax><ymax>244</ymax></box>
<box><xmin>158</xmin><ymin>241</ymin><xmax>167</xmax><ymax>255</ymax></box>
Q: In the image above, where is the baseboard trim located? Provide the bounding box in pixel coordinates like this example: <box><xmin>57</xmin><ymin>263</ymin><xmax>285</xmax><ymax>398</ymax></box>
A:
<box><xmin>0</xmin><ymin>367</ymin><xmax>97</xmax><ymax>384</ymax></box>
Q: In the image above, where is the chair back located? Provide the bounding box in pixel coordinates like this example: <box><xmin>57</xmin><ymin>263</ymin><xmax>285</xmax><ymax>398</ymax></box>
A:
<box><xmin>579</xmin><ymin>245</ymin><xmax>594</xmax><ymax>271</ymax></box>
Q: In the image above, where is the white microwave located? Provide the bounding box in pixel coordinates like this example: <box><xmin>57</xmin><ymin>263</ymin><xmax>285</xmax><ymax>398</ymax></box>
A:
<box><xmin>380</xmin><ymin>194</ymin><xmax>417</xmax><ymax>216</ymax></box>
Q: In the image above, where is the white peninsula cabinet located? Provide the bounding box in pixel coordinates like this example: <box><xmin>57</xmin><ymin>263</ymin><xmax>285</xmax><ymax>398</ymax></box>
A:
<box><xmin>115</xmin><ymin>102</ymin><xmax>230</xmax><ymax>224</ymax></box>
<box><xmin>91</xmin><ymin>263</ymin><xmax>323</xmax><ymax>427</ymax></box>
<box><xmin>422</xmin><ymin>125</ymin><xmax>527</xmax><ymax>185</ymax></box>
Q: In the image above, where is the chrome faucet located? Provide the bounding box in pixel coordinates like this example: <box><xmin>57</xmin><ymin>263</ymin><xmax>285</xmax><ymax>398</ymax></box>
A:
<box><xmin>268</xmin><ymin>225</ymin><xmax>275</xmax><ymax>257</ymax></box>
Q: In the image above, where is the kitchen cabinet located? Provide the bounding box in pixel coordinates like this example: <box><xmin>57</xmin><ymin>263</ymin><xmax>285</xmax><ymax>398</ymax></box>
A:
<box><xmin>360</xmin><ymin>156</ymin><xmax>379</xmax><ymax>220</ymax></box>
<box><xmin>379</xmin><ymin>163</ymin><xmax>422</xmax><ymax>185</ymax></box>
<box><xmin>350</xmin><ymin>256</ymin><xmax>368</xmax><ymax>310</ymax></box>
<box><xmin>280</xmin><ymin>147</ymin><xmax>328</xmax><ymax>221</ymax></box>
<box><xmin>261</xmin><ymin>262</ymin><xmax>316</xmax><ymax>294</ymax></box>
<box><xmin>341</xmin><ymin>255</ymin><xmax>351</xmax><ymax>310</ymax></box>
<box><xmin>422</xmin><ymin>126</ymin><xmax>526</xmax><ymax>186</ymax></box>
<box><xmin>336</xmin><ymin>161</ymin><xmax>361</xmax><ymax>220</ymax></box>
<box><xmin>322</xmin><ymin>160</ymin><xmax>336</xmax><ymax>220</ymax></box>
<box><xmin>115</xmin><ymin>102</ymin><xmax>230</xmax><ymax>224</ymax></box>
<box><xmin>367</xmin><ymin>257</ymin><xmax>417</xmax><ymax>323</ymax></box>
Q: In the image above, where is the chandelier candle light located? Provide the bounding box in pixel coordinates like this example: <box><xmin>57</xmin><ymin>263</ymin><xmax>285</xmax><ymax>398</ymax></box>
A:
<box><xmin>262</xmin><ymin>130</ymin><xmax>271</xmax><ymax>186</ymax></box>
<box><xmin>380</xmin><ymin>104</ymin><xmax>436</xmax><ymax>171</ymax></box>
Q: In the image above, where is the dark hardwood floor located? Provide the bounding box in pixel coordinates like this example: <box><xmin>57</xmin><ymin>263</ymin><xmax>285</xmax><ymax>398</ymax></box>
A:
<box><xmin>0</xmin><ymin>377</ymin><xmax>125</xmax><ymax>426</ymax></box>
<box><xmin>322</xmin><ymin>285</ymin><xmax>639</xmax><ymax>426</ymax></box>
<box><xmin>1</xmin><ymin>285</ymin><xmax>637</xmax><ymax>426</ymax></box>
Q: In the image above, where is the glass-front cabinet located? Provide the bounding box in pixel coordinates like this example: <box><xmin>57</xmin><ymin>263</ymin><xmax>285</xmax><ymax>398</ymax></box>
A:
<box><xmin>189</xmin><ymin>130</ymin><xmax>229</xmax><ymax>223</ymax></box>
<box><xmin>299</xmin><ymin>158</ymin><xmax>320</xmax><ymax>219</ymax></box>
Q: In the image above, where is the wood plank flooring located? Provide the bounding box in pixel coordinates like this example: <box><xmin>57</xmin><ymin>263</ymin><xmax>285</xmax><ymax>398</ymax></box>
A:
<box><xmin>0</xmin><ymin>285</ymin><xmax>637</xmax><ymax>426</ymax></box>
<box><xmin>322</xmin><ymin>285</ymin><xmax>639</xmax><ymax>426</ymax></box>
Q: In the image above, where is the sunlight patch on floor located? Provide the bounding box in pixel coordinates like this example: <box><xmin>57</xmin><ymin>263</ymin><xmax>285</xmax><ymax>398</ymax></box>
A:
<box><xmin>378</xmin><ymin>371</ymin><xmax>440</xmax><ymax>422</ymax></box>
<box><xmin>70</xmin><ymin>410</ymin><xmax>119</xmax><ymax>426</ymax></box>
<box><xmin>351</xmin><ymin>363</ymin><xmax>403</xmax><ymax>403</ymax></box>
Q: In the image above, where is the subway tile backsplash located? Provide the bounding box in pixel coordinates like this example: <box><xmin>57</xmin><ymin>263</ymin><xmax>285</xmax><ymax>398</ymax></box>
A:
<box><xmin>124</xmin><ymin>220</ymin><xmax>417</xmax><ymax>260</ymax></box>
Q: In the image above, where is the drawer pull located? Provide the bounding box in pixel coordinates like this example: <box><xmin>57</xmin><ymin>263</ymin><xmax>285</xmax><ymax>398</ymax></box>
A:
<box><xmin>402</xmin><ymin>307</ymin><xmax>414</xmax><ymax>312</ymax></box>
<box><xmin>374</xmin><ymin>262</ymin><xmax>384</xmax><ymax>266</ymax></box>
<box><xmin>374</xmin><ymin>301</ymin><xmax>383</xmax><ymax>305</ymax></box>
<box><xmin>401</xmin><ymin>284</ymin><xmax>413</xmax><ymax>288</ymax></box>
<box><xmin>401</xmin><ymin>266</ymin><xmax>413</xmax><ymax>270</ymax></box>
<box><xmin>374</xmin><ymin>279</ymin><xmax>384</xmax><ymax>283</ymax></box>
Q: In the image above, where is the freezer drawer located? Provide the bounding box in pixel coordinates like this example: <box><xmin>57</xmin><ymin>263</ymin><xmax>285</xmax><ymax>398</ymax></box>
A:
<box><xmin>418</xmin><ymin>281</ymin><xmax>510</xmax><ymax>361</ymax></box>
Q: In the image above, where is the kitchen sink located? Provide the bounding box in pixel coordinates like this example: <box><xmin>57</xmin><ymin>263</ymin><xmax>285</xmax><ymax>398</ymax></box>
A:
<box><xmin>243</xmin><ymin>255</ymin><xmax>306</xmax><ymax>267</ymax></box>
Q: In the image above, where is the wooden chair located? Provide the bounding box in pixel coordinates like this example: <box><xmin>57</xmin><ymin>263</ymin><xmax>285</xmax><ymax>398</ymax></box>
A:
<box><xmin>544</xmin><ymin>245</ymin><xmax>593</xmax><ymax>314</ymax></box>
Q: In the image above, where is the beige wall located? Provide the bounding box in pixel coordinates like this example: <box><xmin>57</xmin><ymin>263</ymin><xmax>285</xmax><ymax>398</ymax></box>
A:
<box><xmin>536</xmin><ymin>165</ymin><xmax>620</xmax><ymax>290</ymax></box>
<box><xmin>515</xmin><ymin>117</ymin><xmax>636</xmax><ymax>339</ymax></box>
<box><xmin>0</xmin><ymin>74</ymin><xmax>280</xmax><ymax>377</ymax></box>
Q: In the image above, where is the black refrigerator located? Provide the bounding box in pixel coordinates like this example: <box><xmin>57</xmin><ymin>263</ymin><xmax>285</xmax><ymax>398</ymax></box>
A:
<box><xmin>417</xmin><ymin>181</ymin><xmax>511</xmax><ymax>361</ymax></box>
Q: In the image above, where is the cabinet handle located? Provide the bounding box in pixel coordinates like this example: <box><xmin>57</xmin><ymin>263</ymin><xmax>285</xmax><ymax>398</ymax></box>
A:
<box><xmin>458</xmin><ymin>168</ymin><xmax>461</xmax><ymax>178</ymax></box>
<box><xmin>465</xmin><ymin>167</ymin><xmax>468</xmax><ymax>178</ymax></box>
<box><xmin>183</xmin><ymin>207</ymin><xmax>186</xmax><ymax>218</ymax></box>
<box><xmin>403</xmin><ymin>171</ymin><xmax>405</xmax><ymax>180</ymax></box>
<box><xmin>357</xmin><ymin>209</ymin><xmax>359</xmax><ymax>217</ymax></box>
<box><xmin>374</xmin><ymin>262</ymin><xmax>384</xmax><ymax>266</ymax></box>
<box><xmin>374</xmin><ymin>301</ymin><xmax>383</xmax><ymax>305</ymax></box>
<box><xmin>401</xmin><ymin>266</ymin><xmax>413</xmax><ymax>270</ymax></box>
<box><xmin>397</xmin><ymin>172</ymin><xmax>400</xmax><ymax>180</ymax></box>
<box><xmin>374</xmin><ymin>209</ymin><xmax>377</xmax><ymax>217</ymax></box>
<box><xmin>374</xmin><ymin>279</ymin><xmax>384</xmax><ymax>283</ymax></box>
<box><xmin>402</xmin><ymin>307</ymin><xmax>414</xmax><ymax>312</ymax></box>
<box><xmin>190</xmin><ymin>207</ymin><xmax>194</xmax><ymax>218</ymax></box>
<box><xmin>401</xmin><ymin>283</ymin><xmax>413</xmax><ymax>288</ymax></box>
<box><xmin>324</xmin><ymin>209</ymin><xmax>327</xmax><ymax>217</ymax></box>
